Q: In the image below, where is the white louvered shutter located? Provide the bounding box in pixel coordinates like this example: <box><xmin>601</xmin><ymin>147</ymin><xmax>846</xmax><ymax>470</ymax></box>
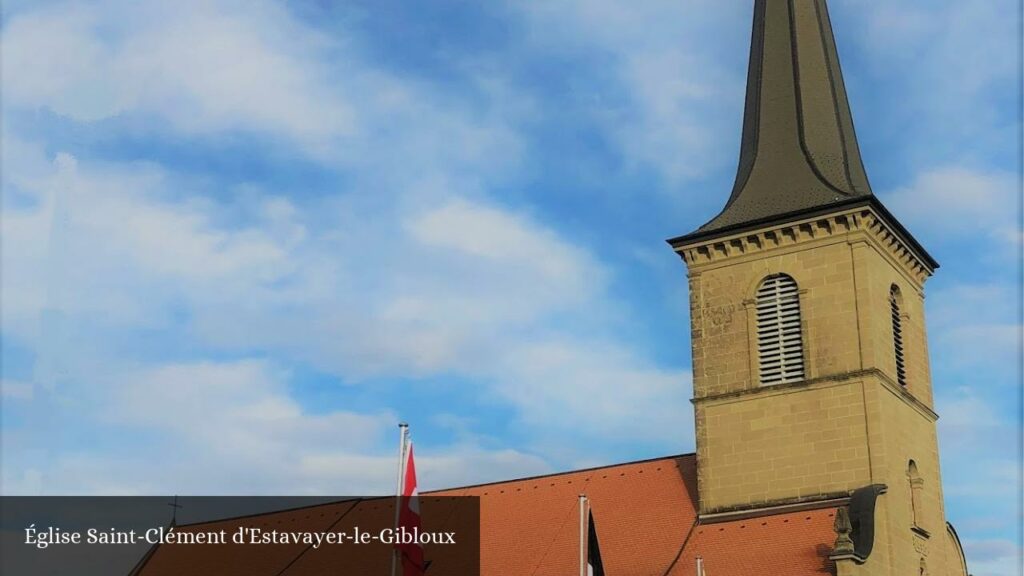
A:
<box><xmin>890</xmin><ymin>287</ymin><xmax>907</xmax><ymax>387</ymax></box>
<box><xmin>756</xmin><ymin>275</ymin><xmax>805</xmax><ymax>385</ymax></box>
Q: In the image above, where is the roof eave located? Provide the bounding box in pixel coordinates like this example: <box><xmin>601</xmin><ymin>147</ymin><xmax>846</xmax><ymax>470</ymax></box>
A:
<box><xmin>666</xmin><ymin>196</ymin><xmax>939</xmax><ymax>271</ymax></box>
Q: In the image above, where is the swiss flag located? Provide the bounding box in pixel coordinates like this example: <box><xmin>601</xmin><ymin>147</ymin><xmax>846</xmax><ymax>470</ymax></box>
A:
<box><xmin>396</xmin><ymin>443</ymin><xmax>424</xmax><ymax>576</ymax></box>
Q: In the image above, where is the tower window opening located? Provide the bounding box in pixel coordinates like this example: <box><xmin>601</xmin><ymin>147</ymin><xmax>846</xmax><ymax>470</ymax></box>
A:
<box><xmin>890</xmin><ymin>285</ymin><xmax>907</xmax><ymax>387</ymax></box>
<box><xmin>756</xmin><ymin>274</ymin><xmax>805</xmax><ymax>385</ymax></box>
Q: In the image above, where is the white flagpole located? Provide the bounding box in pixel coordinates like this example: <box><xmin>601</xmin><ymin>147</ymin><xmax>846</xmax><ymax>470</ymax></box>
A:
<box><xmin>696</xmin><ymin>556</ymin><xmax>704</xmax><ymax>576</ymax></box>
<box><xmin>391</xmin><ymin>423</ymin><xmax>409</xmax><ymax>576</ymax></box>
<box><xmin>579</xmin><ymin>494</ymin><xmax>587</xmax><ymax>576</ymax></box>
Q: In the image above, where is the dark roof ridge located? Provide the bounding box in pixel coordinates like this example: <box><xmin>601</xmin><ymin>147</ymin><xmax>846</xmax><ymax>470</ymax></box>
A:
<box><xmin>154</xmin><ymin>454</ymin><xmax>696</xmax><ymax>530</ymax></box>
<box><xmin>169</xmin><ymin>498</ymin><xmax>367</xmax><ymax>529</ymax></box>
<box><xmin>424</xmin><ymin>452</ymin><xmax>695</xmax><ymax>495</ymax></box>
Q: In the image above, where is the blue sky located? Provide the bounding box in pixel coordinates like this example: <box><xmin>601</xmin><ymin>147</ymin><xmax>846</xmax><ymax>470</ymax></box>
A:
<box><xmin>1</xmin><ymin>0</ymin><xmax>1020</xmax><ymax>573</ymax></box>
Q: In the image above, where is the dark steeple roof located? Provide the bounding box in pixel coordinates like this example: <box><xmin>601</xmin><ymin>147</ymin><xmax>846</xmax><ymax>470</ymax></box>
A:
<box><xmin>691</xmin><ymin>0</ymin><xmax>873</xmax><ymax>237</ymax></box>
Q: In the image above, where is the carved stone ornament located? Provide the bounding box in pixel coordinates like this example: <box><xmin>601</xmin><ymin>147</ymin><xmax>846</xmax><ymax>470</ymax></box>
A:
<box><xmin>832</xmin><ymin>507</ymin><xmax>855</xmax><ymax>555</ymax></box>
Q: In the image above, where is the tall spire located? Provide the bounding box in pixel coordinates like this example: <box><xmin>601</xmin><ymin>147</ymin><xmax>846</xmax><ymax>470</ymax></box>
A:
<box><xmin>697</xmin><ymin>0</ymin><xmax>872</xmax><ymax>235</ymax></box>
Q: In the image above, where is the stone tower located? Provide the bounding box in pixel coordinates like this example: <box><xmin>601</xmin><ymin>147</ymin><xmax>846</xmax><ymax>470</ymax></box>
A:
<box><xmin>669</xmin><ymin>1</ymin><xmax>967</xmax><ymax>575</ymax></box>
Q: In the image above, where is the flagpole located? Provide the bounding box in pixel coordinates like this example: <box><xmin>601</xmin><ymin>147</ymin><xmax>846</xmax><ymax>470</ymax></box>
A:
<box><xmin>391</xmin><ymin>423</ymin><xmax>409</xmax><ymax>576</ymax></box>
<box><xmin>578</xmin><ymin>494</ymin><xmax>587</xmax><ymax>576</ymax></box>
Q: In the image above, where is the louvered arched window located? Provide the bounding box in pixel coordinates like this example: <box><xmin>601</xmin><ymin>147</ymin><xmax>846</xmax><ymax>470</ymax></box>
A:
<box><xmin>890</xmin><ymin>285</ymin><xmax>907</xmax><ymax>387</ymax></box>
<box><xmin>756</xmin><ymin>274</ymin><xmax>805</xmax><ymax>385</ymax></box>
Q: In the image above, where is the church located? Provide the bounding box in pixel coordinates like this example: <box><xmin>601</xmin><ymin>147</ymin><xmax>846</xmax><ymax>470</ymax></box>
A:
<box><xmin>132</xmin><ymin>1</ymin><xmax>970</xmax><ymax>574</ymax></box>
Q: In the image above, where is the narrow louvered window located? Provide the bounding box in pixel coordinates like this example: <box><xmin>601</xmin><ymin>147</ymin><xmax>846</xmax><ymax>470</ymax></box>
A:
<box><xmin>756</xmin><ymin>274</ymin><xmax>804</xmax><ymax>385</ymax></box>
<box><xmin>890</xmin><ymin>285</ymin><xmax>907</xmax><ymax>387</ymax></box>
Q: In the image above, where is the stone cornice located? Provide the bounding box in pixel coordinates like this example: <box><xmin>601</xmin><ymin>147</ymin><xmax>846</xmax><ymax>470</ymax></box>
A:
<box><xmin>673</xmin><ymin>205</ymin><xmax>935</xmax><ymax>285</ymax></box>
<box><xmin>698</xmin><ymin>493</ymin><xmax>850</xmax><ymax>524</ymax></box>
<box><xmin>692</xmin><ymin>368</ymin><xmax>939</xmax><ymax>422</ymax></box>
<box><xmin>699</xmin><ymin>485</ymin><xmax>890</xmax><ymax>520</ymax></box>
<box><xmin>873</xmin><ymin>368</ymin><xmax>939</xmax><ymax>422</ymax></box>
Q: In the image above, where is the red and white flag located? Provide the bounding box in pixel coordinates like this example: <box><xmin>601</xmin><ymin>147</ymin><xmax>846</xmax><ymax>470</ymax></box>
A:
<box><xmin>396</xmin><ymin>443</ymin><xmax>424</xmax><ymax>576</ymax></box>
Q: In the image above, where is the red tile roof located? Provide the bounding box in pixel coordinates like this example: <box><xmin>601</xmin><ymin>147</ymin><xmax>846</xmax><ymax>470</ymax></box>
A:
<box><xmin>134</xmin><ymin>454</ymin><xmax>839</xmax><ymax>575</ymax></box>
<box><xmin>668</xmin><ymin>508</ymin><xmax>837</xmax><ymax>576</ymax></box>
<box><xmin>431</xmin><ymin>454</ymin><xmax>699</xmax><ymax>576</ymax></box>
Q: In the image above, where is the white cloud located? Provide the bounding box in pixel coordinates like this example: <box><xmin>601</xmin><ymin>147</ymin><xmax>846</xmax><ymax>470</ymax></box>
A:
<box><xmin>6</xmin><ymin>1</ymin><xmax>1009</xmax><ymax>529</ymax></box>
<box><xmin>0</xmin><ymin>54</ymin><xmax>678</xmax><ymax>436</ymax></box>
<box><xmin>1</xmin><ymin>4</ymin><xmax>578</xmax><ymax>481</ymax></box>
<box><xmin>934</xmin><ymin>324</ymin><xmax>1020</xmax><ymax>374</ymax></box>
<box><xmin>962</xmin><ymin>540</ymin><xmax>1023</xmax><ymax>576</ymax></box>
<box><xmin>884</xmin><ymin>166</ymin><xmax>1019</xmax><ymax>243</ymax></box>
<box><xmin>937</xmin><ymin>387</ymin><xmax>1018</xmax><ymax>576</ymax></box>
<box><xmin>494</xmin><ymin>339</ymin><xmax>691</xmax><ymax>441</ymax></box>
<box><xmin>2</xmin><ymin>0</ymin><xmax>354</xmax><ymax>153</ymax></box>
<box><xmin>514</xmin><ymin>0</ymin><xmax>745</xmax><ymax>183</ymax></box>
<box><xmin>963</xmin><ymin>539</ymin><xmax>1021</xmax><ymax>563</ymax></box>
<box><xmin>1</xmin><ymin>4</ymin><xmax>120</xmax><ymax>121</ymax></box>
<box><xmin>410</xmin><ymin>200</ymin><xmax>596</xmax><ymax>280</ymax></box>
<box><xmin>1</xmin><ymin>144</ymin><xmax>687</xmax><ymax>493</ymax></box>
<box><xmin>945</xmin><ymin>459</ymin><xmax>1019</xmax><ymax>501</ymax></box>
<box><xmin>1</xmin><ymin>0</ymin><xmax>525</xmax><ymax>172</ymax></box>
<box><xmin>850</xmin><ymin>0</ymin><xmax>1017</xmax><ymax>145</ymax></box>
<box><xmin>928</xmin><ymin>283</ymin><xmax>1018</xmax><ymax>327</ymax></box>
<box><xmin>0</xmin><ymin>150</ymin><xmax>306</xmax><ymax>345</ymax></box>
<box><xmin>925</xmin><ymin>283</ymin><xmax>1021</xmax><ymax>381</ymax></box>
<box><xmin>0</xmin><ymin>379</ymin><xmax>34</xmax><ymax>400</ymax></box>
<box><xmin>405</xmin><ymin>199</ymin><xmax>606</xmax><ymax>319</ymax></box>
<box><xmin>301</xmin><ymin>448</ymin><xmax>552</xmax><ymax>494</ymax></box>
<box><xmin>112</xmin><ymin>360</ymin><xmax>392</xmax><ymax>457</ymax></box>
<box><xmin>2</xmin><ymin>358</ymin><xmax>552</xmax><ymax>495</ymax></box>
<box><xmin>937</xmin><ymin>388</ymin><xmax>1015</xmax><ymax>453</ymax></box>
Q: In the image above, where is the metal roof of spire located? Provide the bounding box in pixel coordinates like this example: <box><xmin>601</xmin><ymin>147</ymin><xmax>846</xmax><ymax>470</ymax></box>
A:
<box><xmin>692</xmin><ymin>0</ymin><xmax>873</xmax><ymax>236</ymax></box>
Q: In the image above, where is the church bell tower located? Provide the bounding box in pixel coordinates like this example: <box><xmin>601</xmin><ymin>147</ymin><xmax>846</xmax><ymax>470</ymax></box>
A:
<box><xmin>669</xmin><ymin>1</ymin><xmax>967</xmax><ymax>574</ymax></box>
